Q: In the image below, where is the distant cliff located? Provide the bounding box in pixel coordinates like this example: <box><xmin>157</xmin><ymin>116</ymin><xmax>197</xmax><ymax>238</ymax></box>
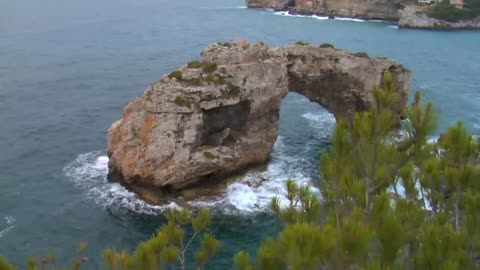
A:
<box><xmin>246</xmin><ymin>0</ymin><xmax>480</xmax><ymax>29</ymax></box>
<box><xmin>399</xmin><ymin>6</ymin><xmax>480</xmax><ymax>29</ymax></box>
<box><xmin>246</xmin><ymin>0</ymin><xmax>404</xmax><ymax>21</ymax></box>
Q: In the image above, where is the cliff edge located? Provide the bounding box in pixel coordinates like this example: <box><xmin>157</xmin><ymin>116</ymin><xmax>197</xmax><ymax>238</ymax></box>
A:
<box><xmin>107</xmin><ymin>40</ymin><xmax>410</xmax><ymax>204</ymax></box>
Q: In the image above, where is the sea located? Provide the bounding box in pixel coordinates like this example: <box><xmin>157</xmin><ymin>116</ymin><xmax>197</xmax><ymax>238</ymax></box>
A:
<box><xmin>1</xmin><ymin>0</ymin><xmax>479</xmax><ymax>268</ymax></box>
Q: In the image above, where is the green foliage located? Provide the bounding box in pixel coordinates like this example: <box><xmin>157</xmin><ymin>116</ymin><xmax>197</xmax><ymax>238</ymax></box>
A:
<box><xmin>103</xmin><ymin>208</ymin><xmax>218</xmax><ymax>270</ymax></box>
<box><xmin>234</xmin><ymin>251</ymin><xmax>253</xmax><ymax>270</ymax></box>
<box><xmin>204</xmin><ymin>73</ymin><xmax>226</xmax><ymax>85</ymax></box>
<box><xmin>0</xmin><ymin>256</ymin><xmax>15</xmax><ymax>270</ymax></box>
<box><xmin>235</xmin><ymin>72</ymin><xmax>480</xmax><ymax>269</ymax></box>
<box><xmin>294</xmin><ymin>41</ymin><xmax>310</xmax><ymax>46</ymax></box>
<box><xmin>203</xmin><ymin>151</ymin><xmax>217</xmax><ymax>160</ymax></box>
<box><xmin>186</xmin><ymin>77</ymin><xmax>203</xmax><ymax>86</ymax></box>
<box><xmin>226</xmin><ymin>82</ymin><xmax>241</xmax><ymax>97</ymax></box>
<box><xmin>187</xmin><ymin>60</ymin><xmax>202</xmax><ymax>68</ymax></box>
<box><xmin>353</xmin><ymin>52</ymin><xmax>370</xmax><ymax>58</ymax></box>
<box><xmin>429</xmin><ymin>0</ymin><xmax>480</xmax><ymax>22</ymax></box>
<box><xmin>202</xmin><ymin>62</ymin><xmax>217</xmax><ymax>73</ymax></box>
<box><xmin>4</xmin><ymin>72</ymin><xmax>480</xmax><ymax>270</ymax></box>
<box><xmin>173</xmin><ymin>96</ymin><xmax>193</xmax><ymax>108</ymax></box>
<box><xmin>319</xmin><ymin>43</ymin><xmax>335</xmax><ymax>49</ymax></box>
<box><xmin>168</xmin><ymin>70</ymin><xmax>182</xmax><ymax>80</ymax></box>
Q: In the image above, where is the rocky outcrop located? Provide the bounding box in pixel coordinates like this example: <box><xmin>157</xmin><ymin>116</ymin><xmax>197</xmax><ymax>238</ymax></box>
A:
<box><xmin>246</xmin><ymin>0</ymin><xmax>480</xmax><ymax>29</ymax></box>
<box><xmin>246</xmin><ymin>0</ymin><xmax>403</xmax><ymax>20</ymax></box>
<box><xmin>107</xmin><ymin>40</ymin><xmax>410</xmax><ymax>203</ymax></box>
<box><xmin>399</xmin><ymin>6</ymin><xmax>480</xmax><ymax>29</ymax></box>
<box><xmin>246</xmin><ymin>0</ymin><xmax>291</xmax><ymax>10</ymax></box>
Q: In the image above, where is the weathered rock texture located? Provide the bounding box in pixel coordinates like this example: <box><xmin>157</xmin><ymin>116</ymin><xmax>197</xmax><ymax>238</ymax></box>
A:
<box><xmin>399</xmin><ymin>6</ymin><xmax>480</xmax><ymax>29</ymax></box>
<box><xmin>246</xmin><ymin>0</ymin><xmax>404</xmax><ymax>20</ymax></box>
<box><xmin>246</xmin><ymin>0</ymin><xmax>480</xmax><ymax>29</ymax></box>
<box><xmin>107</xmin><ymin>40</ymin><xmax>410</xmax><ymax>202</ymax></box>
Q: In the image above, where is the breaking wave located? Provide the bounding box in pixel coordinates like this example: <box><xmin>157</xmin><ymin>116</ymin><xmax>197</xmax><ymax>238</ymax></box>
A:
<box><xmin>63</xmin><ymin>152</ymin><xmax>174</xmax><ymax>215</ymax></box>
<box><xmin>301</xmin><ymin>111</ymin><xmax>336</xmax><ymax>131</ymax></box>
<box><xmin>0</xmin><ymin>216</ymin><xmax>15</xmax><ymax>238</ymax></box>
<box><xmin>63</xmin><ymin>134</ymin><xmax>320</xmax><ymax>215</ymax></box>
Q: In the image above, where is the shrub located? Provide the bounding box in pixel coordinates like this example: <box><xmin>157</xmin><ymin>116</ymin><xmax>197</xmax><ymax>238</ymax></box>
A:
<box><xmin>173</xmin><ymin>96</ymin><xmax>193</xmax><ymax>108</ymax></box>
<box><xmin>218</xmin><ymin>42</ymin><xmax>231</xmax><ymax>47</ymax></box>
<box><xmin>203</xmin><ymin>151</ymin><xmax>217</xmax><ymax>160</ymax></box>
<box><xmin>204</xmin><ymin>74</ymin><xmax>225</xmax><ymax>85</ymax></box>
<box><xmin>187</xmin><ymin>78</ymin><xmax>203</xmax><ymax>86</ymax></box>
<box><xmin>320</xmin><ymin>43</ymin><xmax>335</xmax><ymax>49</ymax></box>
<box><xmin>202</xmin><ymin>62</ymin><xmax>218</xmax><ymax>73</ymax></box>
<box><xmin>353</xmin><ymin>52</ymin><xmax>370</xmax><ymax>59</ymax></box>
<box><xmin>188</xmin><ymin>60</ymin><xmax>202</xmax><ymax>68</ymax></box>
<box><xmin>168</xmin><ymin>70</ymin><xmax>182</xmax><ymax>80</ymax></box>
<box><xmin>294</xmin><ymin>41</ymin><xmax>310</xmax><ymax>46</ymax></box>
<box><xmin>226</xmin><ymin>82</ymin><xmax>241</xmax><ymax>97</ymax></box>
<box><xmin>429</xmin><ymin>1</ymin><xmax>465</xmax><ymax>22</ymax></box>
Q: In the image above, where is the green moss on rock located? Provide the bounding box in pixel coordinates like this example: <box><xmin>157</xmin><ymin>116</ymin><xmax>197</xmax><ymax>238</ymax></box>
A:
<box><xmin>174</xmin><ymin>96</ymin><xmax>193</xmax><ymax>108</ymax></box>
<box><xmin>353</xmin><ymin>52</ymin><xmax>370</xmax><ymax>59</ymax></box>
<box><xmin>203</xmin><ymin>151</ymin><xmax>217</xmax><ymax>160</ymax></box>
<box><xmin>320</xmin><ymin>43</ymin><xmax>335</xmax><ymax>49</ymax></box>
<box><xmin>202</xmin><ymin>63</ymin><xmax>218</xmax><ymax>73</ymax></box>
<box><xmin>168</xmin><ymin>70</ymin><xmax>183</xmax><ymax>80</ymax></box>
<box><xmin>295</xmin><ymin>41</ymin><xmax>310</xmax><ymax>46</ymax></box>
<box><xmin>187</xmin><ymin>61</ymin><xmax>202</xmax><ymax>68</ymax></box>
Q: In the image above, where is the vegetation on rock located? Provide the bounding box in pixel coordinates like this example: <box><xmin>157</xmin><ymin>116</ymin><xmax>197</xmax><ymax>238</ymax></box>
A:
<box><xmin>294</xmin><ymin>41</ymin><xmax>310</xmax><ymax>46</ymax></box>
<box><xmin>353</xmin><ymin>52</ymin><xmax>370</xmax><ymax>58</ymax></box>
<box><xmin>173</xmin><ymin>96</ymin><xmax>193</xmax><ymax>108</ymax></box>
<box><xmin>203</xmin><ymin>151</ymin><xmax>217</xmax><ymax>160</ymax></box>
<box><xmin>430</xmin><ymin>0</ymin><xmax>480</xmax><ymax>22</ymax></box>
<box><xmin>187</xmin><ymin>60</ymin><xmax>202</xmax><ymax>69</ymax></box>
<box><xmin>202</xmin><ymin>63</ymin><xmax>217</xmax><ymax>73</ymax></box>
<box><xmin>168</xmin><ymin>70</ymin><xmax>182</xmax><ymax>80</ymax></box>
<box><xmin>319</xmin><ymin>43</ymin><xmax>335</xmax><ymax>49</ymax></box>
<box><xmin>3</xmin><ymin>73</ymin><xmax>480</xmax><ymax>269</ymax></box>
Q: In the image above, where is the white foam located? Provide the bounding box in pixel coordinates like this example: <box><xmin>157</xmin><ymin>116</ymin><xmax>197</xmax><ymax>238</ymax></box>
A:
<box><xmin>334</xmin><ymin>17</ymin><xmax>365</xmax><ymax>22</ymax></box>
<box><xmin>63</xmin><ymin>152</ymin><xmax>168</xmax><ymax>215</ymax></box>
<box><xmin>64</xmin><ymin>134</ymin><xmax>320</xmax><ymax>215</ymax></box>
<box><xmin>388</xmin><ymin>25</ymin><xmax>399</xmax><ymax>29</ymax></box>
<box><xmin>273</xmin><ymin>11</ymin><xmax>328</xmax><ymax>20</ymax></box>
<box><xmin>301</xmin><ymin>111</ymin><xmax>336</xmax><ymax>131</ymax></box>
<box><xmin>0</xmin><ymin>216</ymin><xmax>15</xmax><ymax>238</ymax></box>
<box><xmin>188</xmin><ymin>136</ymin><xmax>319</xmax><ymax>214</ymax></box>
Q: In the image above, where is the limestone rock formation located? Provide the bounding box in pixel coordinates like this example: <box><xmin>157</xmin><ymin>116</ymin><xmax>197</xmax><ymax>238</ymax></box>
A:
<box><xmin>107</xmin><ymin>40</ymin><xmax>410</xmax><ymax>203</ymax></box>
<box><xmin>246</xmin><ymin>0</ymin><xmax>403</xmax><ymax>20</ymax></box>
<box><xmin>245</xmin><ymin>0</ymin><xmax>291</xmax><ymax>10</ymax></box>
<box><xmin>399</xmin><ymin>6</ymin><xmax>480</xmax><ymax>29</ymax></box>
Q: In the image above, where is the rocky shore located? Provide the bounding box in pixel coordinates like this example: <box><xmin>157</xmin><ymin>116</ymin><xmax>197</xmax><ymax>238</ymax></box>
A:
<box><xmin>107</xmin><ymin>40</ymin><xmax>410</xmax><ymax>204</ymax></box>
<box><xmin>399</xmin><ymin>6</ymin><xmax>480</xmax><ymax>29</ymax></box>
<box><xmin>246</xmin><ymin>0</ymin><xmax>480</xmax><ymax>29</ymax></box>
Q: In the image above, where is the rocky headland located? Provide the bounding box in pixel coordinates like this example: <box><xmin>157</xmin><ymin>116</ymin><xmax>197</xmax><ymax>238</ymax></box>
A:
<box><xmin>107</xmin><ymin>40</ymin><xmax>410</xmax><ymax>204</ymax></box>
<box><xmin>246</xmin><ymin>0</ymin><xmax>480</xmax><ymax>29</ymax></box>
<box><xmin>399</xmin><ymin>6</ymin><xmax>480</xmax><ymax>29</ymax></box>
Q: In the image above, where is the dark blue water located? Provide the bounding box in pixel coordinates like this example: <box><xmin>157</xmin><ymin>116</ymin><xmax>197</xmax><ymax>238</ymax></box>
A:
<box><xmin>1</xmin><ymin>0</ymin><xmax>479</xmax><ymax>268</ymax></box>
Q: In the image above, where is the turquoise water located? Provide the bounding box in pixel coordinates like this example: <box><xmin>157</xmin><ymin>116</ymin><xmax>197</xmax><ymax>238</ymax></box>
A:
<box><xmin>1</xmin><ymin>0</ymin><xmax>479</xmax><ymax>268</ymax></box>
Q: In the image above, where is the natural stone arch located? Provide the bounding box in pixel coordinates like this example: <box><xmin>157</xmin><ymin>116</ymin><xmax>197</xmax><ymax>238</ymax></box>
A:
<box><xmin>107</xmin><ymin>40</ymin><xmax>410</xmax><ymax>203</ymax></box>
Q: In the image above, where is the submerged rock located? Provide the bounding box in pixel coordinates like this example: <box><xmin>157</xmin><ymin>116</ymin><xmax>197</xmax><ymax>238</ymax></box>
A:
<box><xmin>107</xmin><ymin>40</ymin><xmax>410</xmax><ymax>203</ymax></box>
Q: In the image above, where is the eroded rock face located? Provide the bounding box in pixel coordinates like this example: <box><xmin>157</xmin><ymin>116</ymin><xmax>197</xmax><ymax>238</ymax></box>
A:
<box><xmin>246</xmin><ymin>0</ymin><xmax>291</xmax><ymax>9</ymax></box>
<box><xmin>107</xmin><ymin>40</ymin><xmax>410</xmax><ymax>203</ymax></box>
<box><xmin>399</xmin><ymin>6</ymin><xmax>480</xmax><ymax>29</ymax></box>
<box><xmin>246</xmin><ymin>0</ymin><xmax>403</xmax><ymax>20</ymax></box>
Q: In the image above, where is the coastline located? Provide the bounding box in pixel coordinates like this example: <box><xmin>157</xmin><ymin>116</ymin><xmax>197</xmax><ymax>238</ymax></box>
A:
<box><xmin>246</xmin><ymin>4</ymin><xmax>480</xmax><ymax>30</ymax></box>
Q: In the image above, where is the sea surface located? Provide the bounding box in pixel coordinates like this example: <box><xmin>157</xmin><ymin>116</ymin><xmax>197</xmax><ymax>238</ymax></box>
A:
<box><xmin>1</xmin><ymin>0</ymin><xmax>479</xmax><ymax>268</ymax></box>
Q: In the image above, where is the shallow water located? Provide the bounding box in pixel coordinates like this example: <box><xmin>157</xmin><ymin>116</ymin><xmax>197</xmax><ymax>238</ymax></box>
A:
<box><xmin>1</xmin><ymin>0</ymin><xmax>479</xmax><ymax>268</ymax></box>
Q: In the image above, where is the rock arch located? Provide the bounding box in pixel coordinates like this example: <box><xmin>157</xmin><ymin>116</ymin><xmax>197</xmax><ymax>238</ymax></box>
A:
<box><xmin>107</xmin><ymin>40</ymin><xmax>410</xmax><ymax>203</ymax></box>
